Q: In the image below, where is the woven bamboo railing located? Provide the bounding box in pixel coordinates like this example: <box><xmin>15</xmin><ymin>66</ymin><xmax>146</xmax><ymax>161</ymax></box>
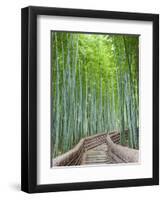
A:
<box><xmin>52</xmin><ymin>138</ymin><xmax>85</xmax><ymax>166</ymax></box>
<box><xmin>106</xmin><ymin>135</ymin><xmax>139</xmax><ymax>163</ymax></box>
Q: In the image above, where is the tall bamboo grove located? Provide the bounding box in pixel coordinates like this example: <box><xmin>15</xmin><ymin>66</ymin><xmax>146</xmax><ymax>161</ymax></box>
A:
<box><xmin>51</xmin><ymin>32</ymin><xmax>139</xmax><ymax>158</ymax></box>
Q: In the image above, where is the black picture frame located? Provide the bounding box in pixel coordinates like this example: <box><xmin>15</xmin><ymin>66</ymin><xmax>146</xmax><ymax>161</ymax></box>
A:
<box><xmin>21</xmin><ymin>6</ymin><xmax>159</xmax><ymax>193</ymax></box>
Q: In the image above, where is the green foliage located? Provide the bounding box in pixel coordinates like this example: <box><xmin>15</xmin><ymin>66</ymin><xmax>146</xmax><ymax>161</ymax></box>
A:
<box><xmin>51</xmin><ymin>32</ymin><xmax>139</xmax><ymax>157</ymax></box>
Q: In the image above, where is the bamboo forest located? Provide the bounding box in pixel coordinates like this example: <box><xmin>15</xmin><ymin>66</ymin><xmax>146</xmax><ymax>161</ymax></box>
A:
<box><xmin>51</xmin><ymin>32</ymin><xmax>139</xmax><ymax>166</ymax></box>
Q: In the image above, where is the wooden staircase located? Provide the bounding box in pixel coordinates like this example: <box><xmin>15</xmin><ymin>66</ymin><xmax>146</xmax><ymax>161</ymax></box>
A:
<box><xmin>52</xmin><ymin>131</ymin><xmax>139</xmax><ymax>167</ymax></box>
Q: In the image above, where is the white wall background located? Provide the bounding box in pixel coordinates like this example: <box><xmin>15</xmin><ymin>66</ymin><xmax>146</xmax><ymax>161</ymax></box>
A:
<box><xmin>0</xmin><ymin>0</ymin><xmax>161</xmax><ymax>199</ymax></box>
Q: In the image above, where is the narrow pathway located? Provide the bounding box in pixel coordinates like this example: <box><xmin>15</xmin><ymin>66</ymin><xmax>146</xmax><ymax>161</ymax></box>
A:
<box><xmin>81</xmin><ymin>143</ymin><xmax>108</xmax><ymax>165</ymax></box>
<box><xmin>81</xmin><ymin>143</ymin><xmax>125</xmax><ymax>165</ymax></box>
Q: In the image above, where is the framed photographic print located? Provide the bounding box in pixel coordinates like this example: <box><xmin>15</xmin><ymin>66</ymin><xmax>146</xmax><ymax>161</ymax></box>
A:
<box><xmin>21</xmin><ymin>6</ymin><xmax>159</xmax><ymax>193</ymax></box>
